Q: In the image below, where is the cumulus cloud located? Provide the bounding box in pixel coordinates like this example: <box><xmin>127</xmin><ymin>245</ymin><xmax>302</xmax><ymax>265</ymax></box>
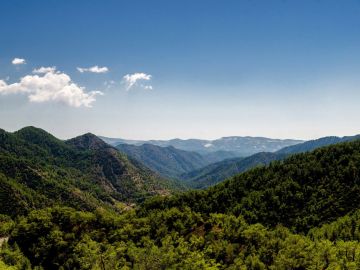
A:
<box><xmin>77</xmin><ymin>66</ymin><xmax>109</xmax><ymax>73</ymax></box>
<box><xmin>12</xmin><ymin>58</ymin><xmax>26</xmax><ymax>65</ymax></box>
<box><xmin>32</xmin><ymin>66</ymin><xmax>57</xmax><ymax>74</ymax></box>
<box><xmin>122</xmin><ymin>72</ymin><xmax>152</xmax><ymax>90</ymax></box>
<box><xmin>0</xmin><ymin>68</ymin><xmax>102</xmax><ymax>108</ymax></box>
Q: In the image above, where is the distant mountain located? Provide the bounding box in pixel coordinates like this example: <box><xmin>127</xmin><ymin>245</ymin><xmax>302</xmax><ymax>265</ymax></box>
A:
<box><xmin>183</xmin><ymin>134</ymin><xmax>360</xmax><ymax>188</ymax></box>
<box><xmin>0</xmin><ymin>127</ymin><xmax>180</xmax><ymax>217</ymax></box>
<box><xmin>98</xmin><ymin>136</ymin><xmax>144</xmax><ymax>146</ymax></box>
<box><xmin>182</xmin><ymin>152</ymin><xmax>286</xmax><ymax>188</ymax></box>
<box><xmin>116</xmin><ymin>143</ymin><xmax>240</xmax><ymax>180</ymax></box>
<box><xmin>116</xmin><ymin>143</ymin><xmax>211</xmax><ymax>179</ymax></box>
<box><xmin>276</xmin><ymin>135</ymin><xmax>360</xmax><ymax>155</ymax></box>
<box><xmin>100</xmin><ymin>135</ymin><xmax>303</xmax><ymax>156</ymax></box>
<box><xmin>200</xmin><ymin>150</ymin><xmax>238</xmax><ymax>163</ymax></box>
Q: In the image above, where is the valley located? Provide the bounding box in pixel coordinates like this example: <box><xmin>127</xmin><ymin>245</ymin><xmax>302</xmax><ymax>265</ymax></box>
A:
<box><xmin>1</xmin><ymin>127</ymin><xmax>360</xmax><ymax>269</ymax></box>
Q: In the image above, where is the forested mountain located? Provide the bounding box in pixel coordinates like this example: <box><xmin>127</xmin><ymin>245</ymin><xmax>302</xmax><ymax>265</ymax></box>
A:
<box><xmin>200</xmin><ymin>150</ymin><xmax>238</xmax><ymax>163</ymax></box>
<box><xmin>0</xmin><ymin>127</ymin><xmax>179</xmax><ymax>217</ymax></box>
<box><xmin>2</xmin><ymin>139</ymin><xmax>360</xmax><ymax>269</ymax></box>
<box><xmin>277</xmin><ymin>134</ymin><xmax>360</xmax><ymax>154</ymax></box>
<box><xmin>182</xmin><ymin>152</ymin><xmax>285</xmax><ymax>188</ymax></box>
<box><xmin>116</xmin><ymin>143</ymin><xmax>210</xmax><ymax>179</ymax></box>
<box><xmin>101</xmin><ymin>135</ymin><xmax>302</xmax><ymax>156</ymax></box>
<box><xmin>145</xmin><ymin>140</ymin><xmax>360</xmax><ymax>232</ymax></box>
<box><xmin>183</xmin><ymin>134</ymin><xmax>360</xmax><ymax>188</ymax></box>
<box><xmin>116</xmin><ymin>143</ymin><xmax>239</xmax><ymax>180</ymax></box>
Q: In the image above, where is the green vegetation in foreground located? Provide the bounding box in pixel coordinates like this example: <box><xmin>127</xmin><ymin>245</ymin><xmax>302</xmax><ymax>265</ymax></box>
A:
<box><xmin>2</xmin><ymin>206</ymin><xmax>360</xmax><ymax>269</ymax></box>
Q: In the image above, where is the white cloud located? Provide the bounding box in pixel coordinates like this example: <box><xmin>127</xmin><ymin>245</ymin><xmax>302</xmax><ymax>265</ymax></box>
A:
<box><xmin>77</xmin><ymin>66</ymin><xmax>109</xmax><ymax>73</ymax></box>
<box><xmin>0</xmin><ymin>68</ymin><xmax>102</xmax><ymax>108</ymax></box>
<box><xmin>32</xmin><ymin>66</ymin><xmax>56</xmax><ymax>74</ymax></box>
<box><xmin>12</xmin><ymin>58</ymin><xmax>26</xmax><ymax>65</ymax></box>
<box><xmin>122</xmin><ymin>72</ymin><xmax>152</xmax><ymax>90</ymax></box>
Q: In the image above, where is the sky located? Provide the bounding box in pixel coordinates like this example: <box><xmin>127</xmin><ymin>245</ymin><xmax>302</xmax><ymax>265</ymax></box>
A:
<box><xmin>0</xmin><ymin>0</ymin><xmax>360</xmax><ymax>140</ymax></box>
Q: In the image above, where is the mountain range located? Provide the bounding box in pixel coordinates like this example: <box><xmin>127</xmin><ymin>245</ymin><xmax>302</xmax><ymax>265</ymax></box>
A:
<box><xmin>144</xmin><ymin>139</ymin><xmax>360</xmax><ymax>232</ymax></box>
<box><xmin>2</xmin><ymin>127</ymin><xmax>360</xmax><ymax>269</ymax></box>
<box><xmin>181</xmin><ymin>134</ymin><xmax>360</xmax><ymax>188</ymax></box>
<box><xmin>100</xmin><ymin>135</ymin><xmax>303</xmax><ymax>156</ymax></box>
<box><xmin>116</xmin><ymin>143</ymin><xmax>210</xmax><ymax>179</ymax></box>
<box><xmin>113</xmin><ymin>133</ymin><xmax>360</xmax><ymax>189</ymax></box>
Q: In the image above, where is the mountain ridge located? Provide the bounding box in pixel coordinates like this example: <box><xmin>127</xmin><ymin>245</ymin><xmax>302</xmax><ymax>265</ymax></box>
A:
<box><xmin>0</xmin><ymin>126</ymin><xmax>180</xmax><ymax>217</ymax></box>
<box><xmin>144</xmin><ymin>139</ymin><xmax>360</xmax><ymax>232</ymax></box>
<box><xmin>181</xmin><ymin>134</ymin><xmax>360</xmax><ymax>188</ymax></box>
<box><xmin>116</xmin><ymin>143</ymin><xmax>210</xmax><ymax>179</ymax></box>
<box><xmin>100</xmin><ymin>135</ymin><xmax>303</xmax><ymax>156</ymax></box>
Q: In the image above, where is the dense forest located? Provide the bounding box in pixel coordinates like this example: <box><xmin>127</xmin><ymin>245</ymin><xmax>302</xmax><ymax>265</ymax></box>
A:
<box><xmin>0</xmin><ymin>127</ymin><xmax>182</xmax><ymax>217</ymax></box>
<box><xmin>144</xmin><ymin>140</ymin><xmax>360</xmax><ymax>232</ymax></box>
<box><xmin>1</xmin><ymin>128</ymin><xmax>360</xmax><ymax>269</ymax></box>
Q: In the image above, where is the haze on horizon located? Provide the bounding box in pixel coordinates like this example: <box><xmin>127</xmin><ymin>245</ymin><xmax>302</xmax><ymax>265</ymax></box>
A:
<box><xmin>0</xmin><ymin>0</ymin><xmax>360</xmax><ymax>141</ymax></box>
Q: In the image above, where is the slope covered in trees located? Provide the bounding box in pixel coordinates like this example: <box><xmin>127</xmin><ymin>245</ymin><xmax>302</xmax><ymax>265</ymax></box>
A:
<box><xmin>183</xmin><ymin>134</ymin><xmax>360</xmax><ymax>189</ymax></box>
<box><xmin>2</xmin><ymin>203</ymin><xmax>360</xmax><ymax>269</ymax></box>
<box><xmin>1</xmin><ymin>131</ymin><xmax>360</xmax><ymax>269</ymax></box>
<box><xmin>116</xmin><ymin>143</ymin><xmax>210</xmax><ymax>179</ymax></box>
<box><xmin>0</xmin><ymin>127</ymin><xmax>179</xmax><ymax>217</ymax></box>
<box><xmin>117</xmin><ymin>143</ymin><xmax>240</xmax><ymax>181</ymax></box>
<box><xmin>277</xmin><ymin>135</ymin><xmax>360</xmax><ymax>155</ymax></box>
<box><xmin>182</xmin><ymin>153</ymin><xmax>283</xmax><ymax>188</ymax></box>
<box><xmin>145</xmin><ymin>140</ymin><xmax>360</xmax><ymax>232</ymax></box>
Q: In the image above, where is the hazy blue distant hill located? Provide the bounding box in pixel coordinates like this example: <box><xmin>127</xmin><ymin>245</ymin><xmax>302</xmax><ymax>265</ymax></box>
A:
<box><xmin>183</xmin><ymin>134</ymin><xmax>360</xmax><ymax>188</ymax></box>
<box><xmin>200</xmin><ymin>150</ymin><xmax>238</xmax><ymax>163</ymax></box>
<box><xmin>116</xmin><ymin>143</ymin><xmax>210</xmax><ymax>179</ymax></box>
<box><xmin>116</xmin><ymin>143</ymin><xmax>243</xmax><ymax>181</ymax></box>
<box><xmin>182</xmin><ymin>152</ymin><xmax>285</xmax><ymax>188</ymax></box>
<box><xmin>100</xmin><ymin>135</ymin><xmax>303</xmax><ymax>156</ymax></box>
<box><xmin>277</xmin><ymin>135</ymin><xmax>360</xmax><ymax>155</ymax></box>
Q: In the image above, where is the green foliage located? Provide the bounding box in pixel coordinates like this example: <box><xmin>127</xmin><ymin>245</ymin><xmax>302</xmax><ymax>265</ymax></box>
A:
<box><xmin>6</xmin><ymin>206</ymin><xmax>360</xmax><ymax>269</ymax></box>
<box><xmin>0</xmin><ymin>242</ymin><xmax>31</xmax><ymax>270</ymax></box>
<box><xmin>0</xmin><ymin>215</ymin><xmax>14</xmax><ymax>237</ymax></box>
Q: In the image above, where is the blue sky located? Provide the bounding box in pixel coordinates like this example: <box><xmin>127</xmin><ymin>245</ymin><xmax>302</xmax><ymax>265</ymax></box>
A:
<box><xmin>0</xmin><ymin>0</ymin><xmax>360</xmax><ymax>140</ymax></box>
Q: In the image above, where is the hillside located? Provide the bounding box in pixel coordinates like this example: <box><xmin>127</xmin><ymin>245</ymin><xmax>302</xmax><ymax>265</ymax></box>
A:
<box><xmin>0</xmin><ymin>127</ymin><xmax>178</xmax><ymax>217</ymax></box>
<box><xmin>2</xmin><ymin>139</ymin><xmax>360</xmax><ymax>269</ymax></box>
<box><xmin>182</xmin><ymin>152</ymin><xmax>284</xmax><ymax>188</ymax></box>
<box><xmin>277</xmin><ymin>134</ymin><xmax>360</xmax><ymax>154</ymax></box>
<box><xmin>101</xmin><ymin>135</ymin><xmax>302</xmax><ymax>156</ymax></box>
<box><xmin>144</xmin><ymin>139</ymin><xmax>360</xmax><ymax>232</ymax></box>
<box><xmin>116</xmin><ymin>143</ymin><xmax>210</xmax><ymax>179</ymax></box>
<box><xmin>183</xmin><ymin>134</ymin><xmax>360</xmax><ymax>188</ymax></box>
<box><xmin>116</xmin><ymin>143</ymin><xmax>238</xmax><ymax>180</ymax></box>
